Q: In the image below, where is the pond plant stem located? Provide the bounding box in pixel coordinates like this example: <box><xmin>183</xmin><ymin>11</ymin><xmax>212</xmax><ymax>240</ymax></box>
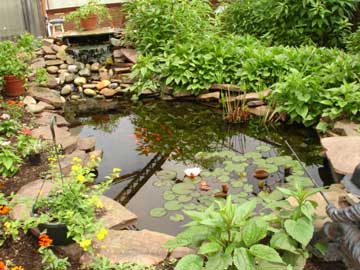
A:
<box><xmin>284</xmin><ymin>140</ymin><xmax>330</xmax><ymax>205</ymax></box>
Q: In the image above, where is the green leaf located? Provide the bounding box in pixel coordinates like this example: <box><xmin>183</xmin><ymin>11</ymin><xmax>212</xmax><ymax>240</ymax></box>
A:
<box><xmin>242</xmin><ymin>219</ymin><xmax>268</xmax><ymax>247</ymax></box>
<box><xmin>205</xmin><ymin>252</ymin><xmax>232</xmax><ymax>270</ymax></box>
<box><xmin>249</xmin><ymin>244</ymin><xmax>284</xmax><ymax>264</ymax></box>
<box><xmin>176</xmin><ymin>254</ymin><xmax>204</xmax><ymax>270</ymax></box>
<box><xmin>300</xmin><ymin>201</ymin><xmax>315</xmax><ymax>220</ymax></box>
<box><xmin>284</xmin><ymin>218</ymin><xmax>314</xmax><ymax>247</ymax></box>
<box><xmin>233</xmin><ymin>200</ymin><xmax>257</xmax><ymax>224</ymax></box>
<box><xmin>233</xmin><ymin>248</ymin><xmax>255</xmax><ymax>270</ymax></box>
<box><xmin>270</xmin><ymin>230</ymin><xmax>298</xmax><ymax>254</ymax></box>
<box><xmin>198</xmin><ymin>241</ymin><xmax>222</xmax><ymax>255</ymax></box>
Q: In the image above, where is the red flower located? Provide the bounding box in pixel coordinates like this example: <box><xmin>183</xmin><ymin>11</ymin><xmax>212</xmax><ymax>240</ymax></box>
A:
<box><xmin>38</xmin><ymin>234</ymin><xmax>53</xmax><ymax>247</ymax></box>
<box><xmin>21</xmin><ymin>129</ymin><xmax>32</xmax><ymax>135</ymax></box>
<box><xmin>0</xmin><ymin>261</ymin><xmax>5</xmax><ymax>270</ymax></box>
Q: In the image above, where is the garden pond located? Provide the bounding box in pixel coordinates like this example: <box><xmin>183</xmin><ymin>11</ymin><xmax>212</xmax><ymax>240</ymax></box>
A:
<box><xmin>66</xmin><ymin>100</ymin><xmax>333</xmax><ymax>235</ymax></box>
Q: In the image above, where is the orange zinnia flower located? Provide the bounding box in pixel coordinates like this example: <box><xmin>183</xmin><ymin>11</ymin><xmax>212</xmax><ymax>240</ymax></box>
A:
<box><xmin>11</xmin><ymin>266</ymin><xmax>24</xmax><ymax>270</ymax></box>
<box><xmin>38</xmin><ymin>234</ymin><xmax>53</xmax><ymax>247</ymax></box>
<box><xmin>0</xmin><ymin>205</ymin><xmax>10</xmax><ymax>215</ymax></box>
<box><xmin>7</xmin><ymin>100</ymin><xmax>16</xmax><ymax>105</ymax></box>
<box><xmin>0</xmin><ymin>261</ymin><xmax>5</xmax><ymax>270</ymax></box>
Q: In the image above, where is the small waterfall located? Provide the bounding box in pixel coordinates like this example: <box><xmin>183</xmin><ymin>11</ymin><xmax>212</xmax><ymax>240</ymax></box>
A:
<box><xmin>67</xmin><ymin>44</ymin><xmax>112</xmax><ymax>64</ymax></box>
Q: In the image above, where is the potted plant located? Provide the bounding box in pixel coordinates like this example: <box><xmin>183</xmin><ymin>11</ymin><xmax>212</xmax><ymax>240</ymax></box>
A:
<box><xmin>65</xmin><ymin>0</ymin><xmax>112</xmax><ymax>31</ymax></box>
<box><xmin>32</xmin><ymin>155</ymin><xmax>120</xmax><ymax>248</ymax></box>
<box><xmin>0</xmin><ymin>33</ymin><xmax>46</xmax><ymax>97</ymax></box>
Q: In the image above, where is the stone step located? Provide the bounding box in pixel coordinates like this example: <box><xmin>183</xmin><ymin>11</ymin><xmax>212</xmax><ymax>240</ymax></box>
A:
<box><xmin>80</xmin><ymin>229</ymin><xmax>192</xmax><ymax>267</ymax></box>
<box><xmin>27</xmin><ymin>86</ymin><xmax>65</xmax><ymax>108</ymax></box>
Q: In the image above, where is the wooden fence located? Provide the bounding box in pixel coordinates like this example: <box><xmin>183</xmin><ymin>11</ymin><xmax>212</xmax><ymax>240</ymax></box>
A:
<box><xmin>0</xmin><ymin>0</ymin><xmax>45</xmax><ymax>40</ymax></box>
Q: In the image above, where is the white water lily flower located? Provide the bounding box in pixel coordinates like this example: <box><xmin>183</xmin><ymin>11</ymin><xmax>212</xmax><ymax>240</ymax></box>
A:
<box><xmin>0</xmin><ymin>113</ymin><xmax>10</xmax><ymax>120</ymax></box>
<box><xmin>184</xmin><ymin>167</ymin><xmax>201</xmax><ymax>178</ymax></box>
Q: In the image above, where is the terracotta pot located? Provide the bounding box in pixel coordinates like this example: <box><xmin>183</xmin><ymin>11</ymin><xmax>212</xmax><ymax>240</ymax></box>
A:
<box><xmin>3</xmin><ymin>75</ymin><xmax>25</xmax><ymax>97</ymax></box>
<box><xmin>80</xmin><ymin>14</ymin><xmax>98</xmax><ymax>31</ymax></box>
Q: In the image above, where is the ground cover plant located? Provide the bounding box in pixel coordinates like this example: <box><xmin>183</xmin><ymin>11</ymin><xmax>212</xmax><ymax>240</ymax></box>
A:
<box><xmin>124</xmin><ymin>0</ymin><xmax>360</xmax><ymax>130</ymax></box>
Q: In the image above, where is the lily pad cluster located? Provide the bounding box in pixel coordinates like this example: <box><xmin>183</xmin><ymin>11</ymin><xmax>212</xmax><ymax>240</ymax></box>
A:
<box><xmin>150</xmin><ymin>147</ymin><xmax>310</xmax><ymax>222</ymax></box>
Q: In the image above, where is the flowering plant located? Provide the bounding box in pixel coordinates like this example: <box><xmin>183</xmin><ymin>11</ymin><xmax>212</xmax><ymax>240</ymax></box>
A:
<box><xmin>33</xmin><ymin>155</ymin><xmax>121</xmax><ymax>250</ymax></box>
<box><xmin>17</xmin><ymin>131</ymin><xmax>47</xmax><ymax>157</ymax></box>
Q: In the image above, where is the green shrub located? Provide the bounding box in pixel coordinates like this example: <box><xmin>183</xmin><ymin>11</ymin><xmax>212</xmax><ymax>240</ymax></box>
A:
<box><xmin>221</xmin><ymin>0</ymin><xmax>357</xmax><ymax>47</ymax></box>
<box><xmin>346</xmin><ymin>26</ymin><xmax>360</xmax><ymax>53</ymax></box>
<box><xmin>123</xmin><ymin>0</ymin><xmax>214</xmax><ymax>53</ymax></box>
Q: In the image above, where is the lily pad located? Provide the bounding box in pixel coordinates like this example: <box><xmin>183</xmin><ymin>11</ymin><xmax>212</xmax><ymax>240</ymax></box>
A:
<box><xmin>170</xmin><ymin>214</ymin><xmax>184</xmax><ymax>222</ymax></box>
<box><xmin>150</xmin><ymin>208</ymin><xmax>167</xmax><ymax>218</ymax></box>
<box><xmin>164</xmin><ymin>200</ymin><xmax>183</xmax><ymax>211</ymax></box>
<box><xmin>163</xmin><ymin>191</ymin><xmax>176</xmax><ymax>201</ymax></box>
<box><xmin>178</xmin><ymin>195</ymin><xmax>193</xmax><ymax>203</ymax></box>
<box><xmin>183</xmin><ymin>176</ymin><xmax>201</xmax><ymax>184</ymax></box>
<box><xmin>172</xmin><ymin>182</ymin><xmax>195</xmax><ymax>195</ymax></box>
<box><xmin>156</xmin><ymin>170</ymin><xmax>177</xmax><ymax>181</ymax></box>
<box><xmin>231</xmin><ymin>180</ymin><xmax>244</xmax><ymax>188</ymax></box>
<box><xmin>153</xmin><ymin>180</ymin><xmax>172</xmax><ymax>188</ymax></box>
<box><xmin>212</xmin><ymin>167</ymin><xmax>225</xmax><ymax>177</ymax></box>
<box><xmin>201</xmin><ymin>170</ymin><xmax>212</xmax><ymax>177</ymax></box>
<box><xmin>244</xmin><ymin>152</ymin><xmax>262</xmax><ymax>159</ymax></box>
<box><xmin>232</xmin><ymin>155</ymin><xmax>246</xmax><ymax>162</ymax></box>
<box><xmin>256</xmin><ymin>145</ymin><xmax>271</xmax><ymax>152</ymax></box>
<box><xmin>218</xmin><ymin>175</ymin><xmax>230</xmax><ymax>183</ymax></box>
<box><xmin>192</xmin><ymin>192</ymin><xmax>201</xmax><ymax>198</ymax></box>
<box><xmin>243</xmin><ymin>184</ymin><xmax>253</xmax><ymax>192</ymax></box>
<box><xmin>184</xmin><ymin>203</ymin><xmax>197</xmax><ymax>210</ymax></box>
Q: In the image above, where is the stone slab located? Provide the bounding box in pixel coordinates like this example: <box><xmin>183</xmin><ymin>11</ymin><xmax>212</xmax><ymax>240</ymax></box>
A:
<box><xmin>249</xmin><ymin>105</ymin><xmax>273</xmax><ymax>117</ymax></box>
<box><xmin>333</xmin><ymin>120</ymin><xmax>360</xmax><ymax>137</ymax></box>
<box><xmin>120</xmin><ymin>49</ymin><xmax>137</xmax><ymax>64</ymax></box>
<box><xmin>27</xmin><ymin>87</ymin><xmax>65</xmax><ymax>108</ymax></box>
<box><xmin>197</xmin><ymin>91</ymin><xmax>220</xmax><ymax>100</ymax></box>
<box><xmin>321</xmin><ymin>136</ymin><xmax>360</xmax><ymax>175</ymax></box>
<box><xmin>35</xmin><ymin>112</ymin><xmax>70</xmax><ymax>127</ymax></box>
<box><xmin>210</xmin><ymin>83</ymin><xmax>242</xmax><ymax>92</ymax></box>
<box><xmin>226</xmin><ymin>89</ymin><xmax>271</xmax><ymax>103</ymax></box>
<box><xmin>32</xmin><ymin>125</ymin><xmax>71</xmax><ymax>141</ymax></box>
<box><xmin>80</xmin><ymin>230</ymin><xmax>192</xmax><ymax>266</ymax></box>
<box><xmin>77</xmin><ymin>137</ymin><xmax>96</xmax><ymax>152</ymax></box>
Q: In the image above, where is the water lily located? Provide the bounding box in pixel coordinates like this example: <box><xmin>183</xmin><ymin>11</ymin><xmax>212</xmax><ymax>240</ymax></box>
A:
<box><xmin>184</xmin><ymin>167</ymin><xmax>201</xmax><ymax>178</ymax></box>
<box><xmin>0</xmin><ymin>113</ymin><xmax>10</xmax><ymax>120</ymax></box>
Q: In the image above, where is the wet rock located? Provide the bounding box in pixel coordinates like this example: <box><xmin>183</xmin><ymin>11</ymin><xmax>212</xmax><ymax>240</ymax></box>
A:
<box><xmin>26</xmin><ymin>104</ymin><xmax>45</xmax><ymax>114</ymax></box>
<box><xmin>80</xmin><ymin>230</ymin><xmax>192</xmax><ymax>267</ymax></box>
<box><xmin>37</xmin><ymin>101</ymin><xmax>55</xmax><ymax>110</ymax></box>
<box><xmin>100</xmin><ymin>88</ymin><xmax>117</xmax><ymax>97</ymax></box>
<box><xmin>95</xmin><ymin>95</ymin><xmax>105</xmax><ymax>99</ymax></box>
<box><xmin>68</xmin><ymin>65</ymin><xmax>79</xmax><ymax>73</ymax></box>
<box><xmin>44</xmin><ymin>54</ymin><xmax>57</xmax><ymax>60</ymax></box>
<box><xmin>74</xmin><ymin>77</ymin><xmax>87</xmax><ymax>86</ymax></box>
<box><xmin>61</xmin><ymin>85</ymin><xmax>73</xmax><ymax>96</ymax></box>
<box><xmin>60</xmin><ymin>64</ymin><xmax>68</xmax><ymax>70</ymax></box>
<box><xmin>45</xmin><ymin>59</ymin><xmax>63</xmax><ymax>66</ymax></box>
<box><xmin>42</xmin><ymin>45</ymin><xmax>55</xmax><ymax>55</ymax></box>
<box><xmin>108</xmin><ymin>83</ymin><xmax>118</xmax><ymax>89</ymax></box>
<box><xmin>110</xmin><ymin>38</ymin><xmax>121</xmax><ymax>47</ymax></box>
<box><xmin>65</xmin><ymin>55</ymin><xmax>75</xmax><ymax>65</ymax></box>
<box><xmin>47</xmin><ymin>66</ymin><xmax>59</xmax><ymax>74</ymax></box>
<box><xmin>79</xmin><ymin>68</ymin><xmax>91</xmax><ymax>77</ymax></box>
<box><xmin>84</xmin><ymin>89</ymin><xmax>97</xmax><ymax>97</ymax></box>
<box><xmin>96</xmin><ymin>80</ymin><xmax>111</xmax><ymax>90</ymax></box>
<box><xmin>71</xmin><ymin>95</ymin><xmax>81</xmax><ymax>100</ymax></box>
<box><xmin>90</xmin><ymin>62</ymin><xmax>100</xmax><ymax>71</ymax></box>
<box><xmin>65</xmin><ymin>73</ymin><xmax>76</xmax><ymax>83</ymax></box>
<box><xmin>27</xmin><ymin>87</ymin><xmax>65</xmax><ymax>108</ymax></box>
<box><xmin>321</xmin><ymin>136</ymin><xmax>360</xmax><ymax>175</ymax></box>
<box><xmin>35</xmin><ymin>112</ymin><xmax>70</xmax><ymax>127</ymax></box>
<box><xmin>77</xmin><ymin>137</ymin><xmax>96</xmax><ymax>152</ymax></box>
<box><xmin>23</xmin><ymin>96</ymin><xmax>37</xmax><ymax>106</ymax></box>
<box><xmin>83</xmin><ymin>84</ymin><xmax>96</xmax><ymax>89</ymax></box>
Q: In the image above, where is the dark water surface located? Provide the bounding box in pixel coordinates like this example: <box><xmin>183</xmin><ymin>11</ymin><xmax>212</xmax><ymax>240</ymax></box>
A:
<box><xmin>68</xmin><ymin>101</ymin><xmax>332</xmax><ymax>235</ymax></box>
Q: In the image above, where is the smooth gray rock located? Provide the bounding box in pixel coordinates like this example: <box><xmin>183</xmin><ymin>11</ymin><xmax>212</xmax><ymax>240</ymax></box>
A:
<box><xmin>68</xmin><ymin>65</ymin><xmax>79</xmax><ymax>73</ymax></box>
<box><xmin>84</xmin><ymin>89</ymin><xmax>97</xmax><ymax>97</ymax></box>
<box><xmin>27</xmin><ymin>87</ymin><xmax>65</xmax><ymax>108</ymax></box>
<box><xmin>79</xmin><ymin>68</ymin><xmax>91</xmax><ymax>77</ymax></box>
<box><xmin>61</xmin><ymin>85</ymin><xmax>73</xmax><ymax>95</ymax></box>
<box><xmin>23</xmin><ymin>96</ymin><xmax>37</xmax><ymax>106</ymax></box>
<box><xmin>47</xmin><ymin>66</ymin><xmax>59</xmax><ymax>74</ymax></box>
<box><xmin>110</xmin><ymin>38</ymin><xmax>121</xmax><ymax>47</ymax></box>
<box><xmin>74</xmin><ymin>77</ymin><xmax>87</xmax><ymax>86</ymax></box>
<box><xmin>65</xmin><ymin>73</ymin><xmax>76</xmax><ymax>83</ymax></box>
<box><xmin>90</xmin><ymin>62</ymin><xmax>100</xmax><ymax>71</ymax></box>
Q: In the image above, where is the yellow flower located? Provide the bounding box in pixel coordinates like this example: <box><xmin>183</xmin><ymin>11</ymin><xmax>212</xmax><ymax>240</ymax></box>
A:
<box><xmin>79</xmin><ymin>239</ymin><xmax>92</xmax><ymax>250</ymax></box>
<box><xmin>11</xmin><ymin>266</ymin><xmax>24</xmax><ymax>270</ymax></box>
<box><xmin>77</xmin><ymin>174</ymin><xmax>85</xmax><ymax>183</ymax></box>
<box><xmin>72</xmin><ymin>157</ymin><xmax>81</xmax><ymax>163</ymax></box>
<box><xmin>96</xmin><ymin>200</ymin><xmax>103</xmax><ymax>209</ymax></box>
<box><xmin>90</xmin><ymin>154</ymin><xmax>96</xmax><ymax>160</ymax></box>
<box><xmin>113</xmin><ymin>168</ymin><xmax>121</xmax><ymax>173</ymax></box>
<box><xmin>4</xmin><ymin>222</ymin><xmax>11</xmax><ymax>229</ymax></box>
<box><xmin>71</xmin><ymin>164</ymin><xmax>81</xmax><ymax>172</ymax></box>
<box><xmin>96</xmin><ymin>228</ymin><xmax>108</xmax><ymax>240</ymax></box>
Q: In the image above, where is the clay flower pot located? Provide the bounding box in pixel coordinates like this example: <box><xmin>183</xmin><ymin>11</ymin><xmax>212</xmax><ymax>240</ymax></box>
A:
<box><xmin>80</xmin><ymin>14</ymin><xmax>98</xmax><ymax>31</ymax></box>
<box><xmin>3</xmin><ymin>75</ymin><xmax>25</xmax><ymax>97</ymax></box>
<box><xmin>253</xmin><ymin>169</ymin><xmax>269</xmax><ymax>180</ymax></box>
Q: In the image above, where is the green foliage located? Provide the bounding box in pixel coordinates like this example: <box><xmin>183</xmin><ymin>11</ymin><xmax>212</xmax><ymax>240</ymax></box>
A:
<box><xmin>65</xmin><ymin>0</ymin><xmax>111</xmax><ymax>28</ymax></box>
<box><xmin>0</xmin><ymin>119</ymin><xmax>18</xmax><ymax>137</ymax></box>
<box><xmin>39</xmin><ymin>247</ymin><xmax>70</xmax><ymax>270</ymax></box>
<box><xmin>0</xmin><ymin>146</ymin><xmax>22</xmax><ymax>177</ymax></box>
<box><xmin>167</xmin><ymin>180</ymin><xmax>322</xmax><ymax>270</ymax></box>
<box><xmin>88</xmin><ymin>256</ymin><xmax>155</xmax><ymax>270</ymax></box>
<box><xmin>34</xmin><ymin>157</ymin><xmax>121</xmax><ymax>249</ymax></box>
<box><xmin>346</xmin><ymin>26</ymin><xmax>360</xmax><ymax>53</ymax></box>
<box><xmin>221</xmin><ymin>0</ymin><xmax>357</xmax><ymax>47</ymax></box>
<box><xmin>124</xmin><ymin>0</ymin><xmax>214</xmax><ymax>54</ymax></box>
<box><xmin>17</xmin><ymin>134</ymin><xmax>47</xmax><ymax>157</ymax></box>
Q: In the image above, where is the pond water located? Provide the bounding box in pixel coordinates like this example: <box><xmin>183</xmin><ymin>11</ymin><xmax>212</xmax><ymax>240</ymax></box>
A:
<box><xmin>68</xmin><ymin>100</ymin><xmax>333</xmax><ymax>235</ymax></box>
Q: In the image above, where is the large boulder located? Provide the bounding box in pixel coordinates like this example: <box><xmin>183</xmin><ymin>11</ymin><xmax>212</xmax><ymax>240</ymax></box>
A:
<box><xmin>27</xmin><ymin>87</ymin><xmax>65</xmax><ymax>108</ymax></box>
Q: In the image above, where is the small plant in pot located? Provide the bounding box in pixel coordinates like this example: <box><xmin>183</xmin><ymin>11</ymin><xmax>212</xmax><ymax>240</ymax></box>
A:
<box><xmin>32</xmin><ymin>155</ymin><xmax>120</xmax><ymax>249</ymax></box>
<box><xmin>0</xmin><ymin>33</ymin><xmax>46</xmax><ymax>97</ymax></box>
<box><xmin>65</xmin><ymin>0</ymin><xmax>112</xmax><ymax>31</ymax></box>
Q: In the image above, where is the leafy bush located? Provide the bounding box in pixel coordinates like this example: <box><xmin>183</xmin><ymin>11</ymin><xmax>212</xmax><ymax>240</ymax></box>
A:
<box><xmin>0</xmin><ymin>146</ymin><xmax>22</xmax><ymax>177</ymax></box>
<box><xmin>124</xmin><ymin>0</ymin><xmax>214</xmax><ymax>53</ymax></box>
<box><xmin>221</xmin><ymin>0</ymin><xmax>358</xmax><ymax>47</ymax></box>
<box><xmin>166</xmin><ymin>181</ymin><xmax>321</xmax><ymax>270</ymax></box>
<box><xmin>346</xmin><ymin>26</ymin><xmax>360</xmax><ymax>53</ymax></box>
